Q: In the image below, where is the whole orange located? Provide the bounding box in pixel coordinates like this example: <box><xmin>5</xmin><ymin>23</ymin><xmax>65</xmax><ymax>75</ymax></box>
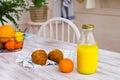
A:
<box><xmin>15</xmin><ymin>41</ymin><xmax>23</xmax><ymax>49</ymax></box>
<box><xmin>5</xmin><ymin>40</ymin><xmax>16</xmax><ymax>51</ymax></box>
<box><xmin>0</xmin><ymin>24</ymin><xmax>15</xmax><ymax>42</ymax></box>
<box><xmin>58</xmin><ymin>58</ymin><xmax>74</xmax><ymax>73</ymax></box>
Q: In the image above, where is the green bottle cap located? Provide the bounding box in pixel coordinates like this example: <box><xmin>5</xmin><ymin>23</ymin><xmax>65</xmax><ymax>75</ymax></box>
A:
<box><xmin>82</xmin><ymin>24</ymin><xmax>94</xmax><ymax>29</ymax></box>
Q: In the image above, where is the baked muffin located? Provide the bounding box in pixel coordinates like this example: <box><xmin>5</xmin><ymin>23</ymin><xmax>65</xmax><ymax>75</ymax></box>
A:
<box><xmin>48</xmin><ymin>49</ymin><xmax>64</xmax><ymax>63</ymax></box>
<box><xmin>31</xmin><ymin>50</ymin><xmax>47</xmax><ymax>65</ymax></box>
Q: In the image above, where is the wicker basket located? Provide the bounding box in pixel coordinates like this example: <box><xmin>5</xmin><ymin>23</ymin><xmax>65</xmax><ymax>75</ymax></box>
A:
<box><xmin>29</xmin><ymin>5</ymin><xmax>48</xmax><ymax>22</ymax></box>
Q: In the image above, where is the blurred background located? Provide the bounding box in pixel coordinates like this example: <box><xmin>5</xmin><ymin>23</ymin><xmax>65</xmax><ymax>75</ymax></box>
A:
<box><xmin>2</xmin><ymin>0</ymin><xmax>120</xmax><ymax>53</ymax></box>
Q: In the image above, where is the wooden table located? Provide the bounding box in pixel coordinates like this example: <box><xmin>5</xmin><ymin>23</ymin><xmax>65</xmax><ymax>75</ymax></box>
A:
<box><xmin>0</xmin><ymin>36</ymin><xmax>120</xmax><ymax>80</ymax></box>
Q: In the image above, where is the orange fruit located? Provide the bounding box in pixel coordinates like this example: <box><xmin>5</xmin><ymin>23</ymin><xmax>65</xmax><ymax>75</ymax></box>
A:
<box><xmin>5</xmin><ymin>40</ymin><xmax>16</xmax><ymax>51</ymax></box>
<box><xmin>15</xmin><ymin>41</ymin><xmax>23</xmax><ymax>49</ymax></box>
<box><xmin>58</xmin><ymin>58</ymin><xmax>74</xmax><ymax>73</ymax></box>
<box><xmin>0</xmin><ymin>24</ymin><xmax>15</xmax><ymax>42</ymax></box>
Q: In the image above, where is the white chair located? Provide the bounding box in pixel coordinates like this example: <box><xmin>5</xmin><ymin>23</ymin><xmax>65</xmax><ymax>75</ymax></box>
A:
<box><xmin>37</xmin><ymin>17</ymin><xmax>80</xmax><ymax>43</ymax></box>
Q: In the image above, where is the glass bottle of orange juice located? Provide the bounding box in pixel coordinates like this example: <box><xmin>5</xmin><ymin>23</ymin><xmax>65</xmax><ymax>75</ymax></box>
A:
<box><xmin>77</xmin><ymin>24</ymin><xmax>98</xmax><ymax>74</ymax></box>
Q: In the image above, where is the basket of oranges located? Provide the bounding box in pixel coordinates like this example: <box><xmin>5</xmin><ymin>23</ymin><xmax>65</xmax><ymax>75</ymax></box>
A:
<box><xmin>0</xmin><ymin>24</ymin><xmax>25</xmax><ymax>52</ymax></box>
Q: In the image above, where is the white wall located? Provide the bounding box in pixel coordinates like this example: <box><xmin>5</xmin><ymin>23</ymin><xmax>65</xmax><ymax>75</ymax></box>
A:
<box><xmin>19</xmin><ymin>0</ymin><xmax>120</xmax><ymax>52</ymax></box>
<box><xmin>74</xmin><ymin>0</ymin><xmax>120</xmax><ymax>52</ymax></box>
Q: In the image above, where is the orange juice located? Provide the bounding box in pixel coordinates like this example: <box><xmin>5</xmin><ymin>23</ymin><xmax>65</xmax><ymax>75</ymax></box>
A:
<box><xmin>77</xmin><ymin>44</ymin><xmax>98</xmax><ymax>74</ymax></box>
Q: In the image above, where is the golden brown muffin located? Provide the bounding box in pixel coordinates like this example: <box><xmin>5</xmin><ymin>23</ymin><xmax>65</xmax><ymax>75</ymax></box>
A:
<box><xmin>48</xmin><ymin>49</ymin><xmax>64</xmax><ymax>63</ymax></box>
<box><xmin>31</xmin><ymin>50</ymin><xmax>47</xmax><ymax>65</ymax></box>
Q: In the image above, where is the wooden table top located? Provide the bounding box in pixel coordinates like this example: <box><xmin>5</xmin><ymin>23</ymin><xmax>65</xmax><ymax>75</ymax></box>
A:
<box><xmin>0</xmin><ymin>36</ymin><xmax>120</xmax><ymax>80</ymax></box>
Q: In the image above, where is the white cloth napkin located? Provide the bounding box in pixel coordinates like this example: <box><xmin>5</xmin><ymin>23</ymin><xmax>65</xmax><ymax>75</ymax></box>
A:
<box><xmin>16</xmin><ymin>54</ymin><xmax>57</xmax><ymax>68</ymax></box>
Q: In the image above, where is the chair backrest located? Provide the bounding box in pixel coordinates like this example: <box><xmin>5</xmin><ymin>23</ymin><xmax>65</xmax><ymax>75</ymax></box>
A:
<box><xmin>37</xmin><ymin>17</ymin><xmax>80</xmax><ymax>43</ymax></box>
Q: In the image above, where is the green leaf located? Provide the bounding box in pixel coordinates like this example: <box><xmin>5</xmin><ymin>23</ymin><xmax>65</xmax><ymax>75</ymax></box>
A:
<box><xmin>32</xmin><ymin>0</ymin><xmax>46</xmax><ymax>7</ymax></box>
<box><xmin>5</xmin><ymin>14</ymin><xmax>17</xmax><ymax>26</ymax></box>
<box><xmin>1</xmin><ymin>18</ymin><xmax>8</xmax><ymax>23</ymax></box>
<box><xmin>0</xmin><ymin>0</ymin><xmax>27</xmax><ymax>29</ymax></box>
<box><xmin>0</xmin><ymin>16</ymin><xmax>8</xmax><ymax>25</ymax></box>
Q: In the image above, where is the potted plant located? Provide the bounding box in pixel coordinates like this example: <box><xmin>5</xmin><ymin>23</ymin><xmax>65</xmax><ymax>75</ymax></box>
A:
<box><xmin>0</xmin><ymin>0</ymin><xmax>27</xmax><ymax>30</ymax></box>
<box><xmin>29</xmin><ymin>0</ymin><xmax>48</xmax><ymax>22</ymax></box>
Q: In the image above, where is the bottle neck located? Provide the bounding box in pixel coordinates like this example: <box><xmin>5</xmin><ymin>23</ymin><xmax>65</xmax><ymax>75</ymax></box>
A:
<box><xmin>79</xmin><ymin>28</ymin><xmax>97</xmax><ymax>45</ymax></box>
